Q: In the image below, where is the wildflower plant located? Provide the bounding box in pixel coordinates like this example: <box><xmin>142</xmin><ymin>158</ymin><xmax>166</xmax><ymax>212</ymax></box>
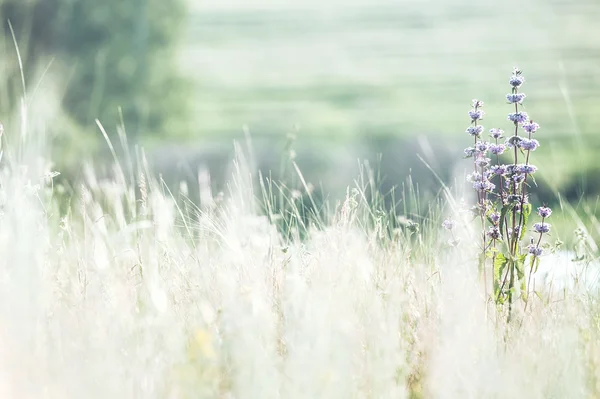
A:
<box><xmin>458</xmin><ymin>68</ymin><xmax>550</xmax><ymax>313</ymax></box>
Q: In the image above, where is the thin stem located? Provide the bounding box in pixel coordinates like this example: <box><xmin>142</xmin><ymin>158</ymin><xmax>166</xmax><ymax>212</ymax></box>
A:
<box><xmin>510</xmin><ymin>98</ymin><xmax>519</xmax><ymax>256</ymax></box>
<box><xmin>471</xmin><ymin>102</ymin><xmax>488</xmax><ymax>297</ymax></box>
<box><xmin>516</xmin><ymin>132</ymin><xmax>533</xmax><ymax>233</ymax></box>
<box><xmin>524</xmin><ymin>224</ymin><xmax>544</xmax><ymax>311</ymax></box>
<box><xmin>507</xmin><ymin>88</ymin><xmax>520</xmax><ymax>323</ymax></box>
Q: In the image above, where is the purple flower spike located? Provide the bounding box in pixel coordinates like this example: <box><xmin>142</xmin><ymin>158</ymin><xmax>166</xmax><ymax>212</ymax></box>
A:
<box><xmin>489</xmin><ymin>128</ymin><xmax>504</xmax><ymax>139</ymax></box>
<box><xmin>506</xmin><ymin>93</ymin><xmax>526</xmax><ymax>104</ymax></box>
<box><xmin>537</xmin><ymin>206</ymin><xmax>552</xmax><ymax>218</ymax></box>
<box><xmin>490</xmin><ymin>164</ymin><xmax>507</xmax><ymax>176</ymax></box>
<box><xmin>522</xmin><ymin>121</ymin><xmax>540</xmax><ymax>134</ymax></box>
<box><xmin>473</xmin><ymin>180</ymin><xmax>495</xmax><ymax>192</ymax></box>
<box><xmin>475</xmin><ymin>142</ymin><xmax>489</xmax><ymax>153</ymax></box>
<box><xmin>505</xmin><ymin>136</ymin><xmax>523</xmax><ymax>149</ymax></box>
<box><xmin>467</xmin><ymin>171</ymin><xmax>483</xmax><ymax>182</ymax></box>
<box><xmin>489</xmin><ymin>144</ymin><xmax>506</xmax><ymax>155</ymax></box>
<box><xmin>517</xmin><ymin>164</ymin><xmax>537</xmax><ymax>174</ymax></box>
<box><xmin>508</xmin><ymin>112</ymin><xmax>529</xmax><ymax>124</ymax></box>
<box><xmin>469</xmin><ymin>109</ymin><xmax>485</xmax><ymax>121</ymax></box>
<box><xmin>472</xmin><ymin>181</ymin><xmax>486</xmax><ymax>191</ymax></box>
<box><xmin>487</xmin><ymin>226</ymin><xmax>501</xmax><ymax>240</ymax></box>
<box><xmin>475</xmin><ymin>156</ymin><xmax>491</xmax><ymax>167</ymax></box>
<box><xmin>510</xmin><ymin>225</ymin><xmax>522</xmax><ymax>238</ymax></box>
<box><xmin>512</xmin><ymin>173</ymin><xmax>526</xmax><ymax>184</ymax></box>
<box><xmin>528</xmin><ymin>245</ymin><xmax>543</xmax><ymax>257</ymax></box>
<box><xmin>490</xmin><ymin>212</ymin><xmax>501</xmax><ymax>224</ymax></box>
<box><xmin>464</xmin><ymin>147</ymin><xmax>476</xmax><ymax>157</ymax></box>
<box><xmin>509</xmin><ymin>72</ymin><xmax>525</xmax><ymax>88</ymax></box>
<box><xmin>466</xmin><ymin>125</ymin><xmax>484</xmax><ymax>137</ymax></box>
<box><xmin>518</xmin><ymin>138</ymin><xmax>540</xmax><ymax>151</ymax></box>
<box><xmin>533</xmin><ymin>222</ymin><xmax>551</xmax><ymax>234</ymax></box>
<box><xmin>504</xmin><ymin>164</ymin><xmax>518</xmax><ymax>175</ymax></box>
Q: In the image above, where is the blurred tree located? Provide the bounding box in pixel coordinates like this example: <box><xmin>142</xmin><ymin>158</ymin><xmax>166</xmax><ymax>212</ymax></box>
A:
<box><xmin>0</xmin><ymin>0</ymin><xmax>192</xmax><ymax>159</ymax></box>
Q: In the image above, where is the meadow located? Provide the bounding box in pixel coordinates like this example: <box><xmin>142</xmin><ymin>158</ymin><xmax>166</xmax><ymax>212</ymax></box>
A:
<box><xmin>1</xmin><ymin>67</ymin><xmax>600</xmax><ymax>397</ymax></box>
<box><xmin>1</xmin><ymin>1</ymin><xmax>600</xmax><ymax>397</ymax></box>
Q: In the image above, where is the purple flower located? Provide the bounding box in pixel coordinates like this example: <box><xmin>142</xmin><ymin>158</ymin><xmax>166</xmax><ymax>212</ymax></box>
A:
<box><xmin>506</xmin><ymin>93</ymin><xmax>526</xmax><ymax>104</ymax></box>
<box><xmin>522</xmin><ymin>121</ymin><xmax>540</xmax><ymax>134</ymax></box>
<box><xmin>504</xmin><ymin>164</ymin><xmax>518</xmax><ymax>175</ymax></box>
<box><xmin>474</xmin><ymin>156</ymin><xmax>491</xmax><ymax>167</ymax></box>
<box><xmin>490</xmin><ymin>212</ymin><xmax>501</xmax><ymax>224</ymax></box>
<box><xmin>512</xmin><ymin>173</ymin><xmax>526</xmax><ymax>184</ymax></box>
<box><xmin>466</xmin><ymin>125</ymin><xmax>484</xmax><ymax>137</ymax></box>
<box><xmin>489</xmin><ymin>128</ymin><xmax>504</xmax><ymax>139</ymax></box>
<box><xmin>514</xmin><ymin>196</ymin><xmax>530</xmax><ymax>212</ymax></box>
<box><xmin>490</xmin><ymin>164</ymin><xmax>507</xmax><ymax>176</ymax></box>
<box><xmin>509</xmin><ymin>73</ymin><xmax>525</xmax><ymax>88</ymax></box>
<box><xmin>517</xmin><ymin>164</ymin><xmax>537</xmax><ymax>174</ymax></box>
<box><xmin>528</xmin><ymin>245</ymin><xmax>543</xmax><ymax>257</ymax></box>
<box><xmin>442</xmin><ymin>219</ymin><xmax>456</xmax><ymax>230</ymax></box>
<box><xmin>518</xmin><ymin>138</ymin><xmax>540</xmax><ymax>151</ymax></box>
<box><xmin>473</xmin><ymin>180</ymin><xmax>495</xmax><ymax>192</ymax></box>
<box><xmin>464</xmin><ymin>146</ymin><xmax>476</xmax><ymax>158</ymax></box>
<box><xmin>505</xmin><ymin>136</ymin><xmax>523</xmax><ymax>149</ymax></box>
<box><xmin>537</xmin><ymin>206</ymin><xmax>552</xmax><ymax>218</ymax></box>
<box><xmin>467</xmin><ymin>171</ymin><xmax>483</xmax><ymax>182</ymax></box>
<box><xmin>469</xmin><ymin>109</ymin><xmax>485</xmax><ymax>121</ymax></box>
<box><xmin>533</xmin><ymin>222</ymin><xmax>551</xmax><ymax>234</ymax></box>
<box><xmin>489</xmin><ymin>144</ymin><xmax>506</xmax><ymax>155</ymax></box>
<box><xmin>475</xmin><ymin>142</ymin><xmax>489</xmax><ymax>153</ymax></box>
<box><xmin>487</xmin><ymin>226</ymin><xmax>501</xmax><ymax>240</ymax></box>
<box><xmin>473</xmin><ymin>181</ymin><xmax>486</xmax><ymax>191</ymax></box>
<box><xmin>508</xmin><ymin>112</ymin><xmax>529</xmax><ymax>124</ymax></box>
<box><xmin>508</xmin><ymin>225</ymin><xmax>522</xmax><ymax>238</ymax></box>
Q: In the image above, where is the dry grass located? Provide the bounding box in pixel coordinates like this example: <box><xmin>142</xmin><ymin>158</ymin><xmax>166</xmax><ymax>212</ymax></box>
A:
<box><xmin>1</xmin><ymin>110</ymin><xmax>599</xmax><ymax>399</ymax></box>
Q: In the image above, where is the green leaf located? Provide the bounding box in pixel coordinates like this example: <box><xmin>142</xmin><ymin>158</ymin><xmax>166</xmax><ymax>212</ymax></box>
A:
<box><xmin>494</xmin><ymin>253</ymin><xmax>508</xmax><ymax>279</ymax></box>
<box><xmin>486</xmin><ymin>248</ymin><xmax>499</xmax><ymax>258</ymax></box>
<box><xmin>520</xmin><ymin>203</ymin><xmax>532</xmax><ymax>239</ymax></box>
<box><xmin>499</xmin><ymin>204</ymin><xmax>512</xmax><ymax>240</ymax></box>
<box><xmin>522</xmin><ymin>203</ymin><xmax>532</xmax><ymax>218</ymax></box>
<box><xmin>515</xmin><ymin>254</ymin><xmax>527</xmax><ymax>280</ymax></box>
<box><xmin>515</xmin><ymin>254</ymin><xmax>527</xmax><ymax>300</ymax></box>
<box><xmin>493</xmin><ymin>253</ymin><xmax>509</xmax><ymax>300</ymax></box>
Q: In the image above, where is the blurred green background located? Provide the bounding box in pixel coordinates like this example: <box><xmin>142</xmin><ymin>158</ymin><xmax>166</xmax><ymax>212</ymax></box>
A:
<box><xmin>1</xmin><ymin>0</ymin><xmax>600</xmax><ymax>205</ymax></box>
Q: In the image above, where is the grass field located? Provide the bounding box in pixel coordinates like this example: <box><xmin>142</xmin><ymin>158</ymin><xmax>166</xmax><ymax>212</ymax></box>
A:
<box><xmin>1</xmin><ymin>112</ymin><xmax>600</xmax><ymax>396</ymax></box>
<box><xmin>1</xmin><ymin>2</ymin><xmax>600</xmax><ymax>396</ymax></box>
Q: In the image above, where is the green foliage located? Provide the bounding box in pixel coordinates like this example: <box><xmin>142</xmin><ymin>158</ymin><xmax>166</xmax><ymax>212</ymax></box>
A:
<box><xmin>0</xmin><ymin>0</ymin><xmax>192</xmax><ymax>156</ymax></box>
<box><xmin>529</xmin><ymin>253</ymin><xmax>541</xmax><ymax>274</ymax></box>
<box><xmin>515</xmin><ymin>253</ymin><xmax>527</xmax><ymax>298</ymax></box>
<box><xmin>521</xmin><ymin>203</ymin><xmax>532</xmax><ymax>239</ymax></box>
<box><xmin>493</xmin><ymin>253</ymin><xmax>508</xmax><ymax>302</ymax></box>
<box><xmin>499</xmin><ymin>203</ymin><xmax>512</xmax><ymax>241</ymax></box>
